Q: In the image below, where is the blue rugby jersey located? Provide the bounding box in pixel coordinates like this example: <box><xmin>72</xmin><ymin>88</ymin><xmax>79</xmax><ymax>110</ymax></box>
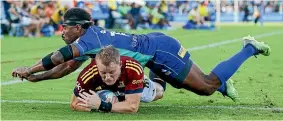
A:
<box><xmin>73</xmin><ymin>26</ymin><xmax>157</xmax><ymax>66</ymax></box>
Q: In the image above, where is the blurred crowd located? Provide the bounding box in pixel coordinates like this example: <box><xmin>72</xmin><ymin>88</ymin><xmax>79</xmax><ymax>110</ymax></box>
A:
<box><xmin>221</xmin><ymin>0</ymin><xmax>282</xmax><ymax>14</ymax></box>
<box><xmin>81</xmin><ymin>0</ymin><xmax>174</xmax><ymax>30</ymax></box>
<box><xmin>1</xmin><ymin>0</ymin><xmax>72</xmax><ymax>37</ymax></box>
<box><xmin>1</xmin><ymin>0</ymin><xmax>282</xmax><ymax>38</ymax></box>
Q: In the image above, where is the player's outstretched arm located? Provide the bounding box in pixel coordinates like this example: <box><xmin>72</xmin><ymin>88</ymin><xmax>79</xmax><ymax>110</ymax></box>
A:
<box><xmin>12</xmin><ymin>44</ymin><xmax>80</xmax><ymax>79</ymax></box>
<box><xmin>26</xmin><ymin>60</ymin><xmax>84</xmax><ymax>82</ymax></box>
<box><xmin>77</xmin><ymin>90</ymin><xmax>142</xmax><ymax>113</ymax></box>
<box><xmin>111</xmin><ymin>93</ymin><xmax>142</xmax><ymax>113</ymax></box>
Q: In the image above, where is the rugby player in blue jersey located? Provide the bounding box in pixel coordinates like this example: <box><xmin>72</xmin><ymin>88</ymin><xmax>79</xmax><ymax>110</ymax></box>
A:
<box><xmin>12</xmin><ymin>8</ymin><xmax>271</xmax><ymax>102</ymax></box>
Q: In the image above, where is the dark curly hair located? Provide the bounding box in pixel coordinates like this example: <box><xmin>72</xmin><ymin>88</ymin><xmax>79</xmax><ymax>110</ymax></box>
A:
<box><xmin>64</xmin><ymin>8</ymin><xmax>91</xmax><ymax>21</ymax></box>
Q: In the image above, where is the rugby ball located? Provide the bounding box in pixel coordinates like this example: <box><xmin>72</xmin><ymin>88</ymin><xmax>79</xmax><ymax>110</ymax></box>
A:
<box><xmin>96</xmin><ymin>90</ymin><xmax>119</xmax><ymax>104</ymax></box>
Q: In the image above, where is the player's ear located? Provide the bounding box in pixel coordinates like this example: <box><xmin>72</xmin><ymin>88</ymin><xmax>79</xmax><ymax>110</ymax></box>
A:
<box><xmin>76</xmin><ymin>24</ymin><xmax>82</xmax><ymax>31</ymax></box>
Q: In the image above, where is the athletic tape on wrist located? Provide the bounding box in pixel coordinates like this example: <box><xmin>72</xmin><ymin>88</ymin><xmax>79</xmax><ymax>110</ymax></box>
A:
<box><xmin>98</xmin><ymin>101</ymin><xmax>112</xmax><ymax>112</ymax></box>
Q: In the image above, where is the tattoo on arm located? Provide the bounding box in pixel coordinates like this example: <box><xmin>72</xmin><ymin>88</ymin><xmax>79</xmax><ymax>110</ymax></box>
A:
<box><xmin>31</xmin><ymin>60</ymin><xmax>84</xmax><ymax>82</ymax></box>
<box><xmin>27</xmin><ymin>44</ymin><xmax>81</xmax><ymax>80</ymax></box>
<box><xmin>28</xmin><ymin>60</ymin><xmax>47</xmax><ymax>74</ymax></box>
<box><xmin>51</xmin><ymin>51</ymin><xmax>65</xmax><ymax>65</ymax></box>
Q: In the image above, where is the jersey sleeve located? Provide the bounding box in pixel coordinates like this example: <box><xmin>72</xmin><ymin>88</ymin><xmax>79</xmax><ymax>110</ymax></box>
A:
<box><xmin>73</xmin><ymin>55</ymin><xmax>89</xmax><ymax>62</ymax></box>
<box><xmin>74</xmin><ymin>60</ymin><xmax>99</xmax><ymax>96</ymax></box>
<box><xmin>124</xmin><ymin>60</ymin><xmax>144</xmax><ymax>94</ymax></box>
<box><xmin>72</xmin><ymin>26</ymin><xmax>103</xmax><ymax>56</ymax></box>
<box><xmin>72</xmin><ymin>38</ymin><xmax>88</xmax><ymax>57</ymax></box>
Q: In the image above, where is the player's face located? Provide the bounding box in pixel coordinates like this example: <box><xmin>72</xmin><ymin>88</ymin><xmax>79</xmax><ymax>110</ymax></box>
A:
<box><xmin>96</xmin><ymin>59</ymin><xmax>121</xmax><ymax>86</ymax></box>
<box><xmin>61</xmin><ymin>25</ymin><xmax>81</xmax><ymax>44</ymax></box>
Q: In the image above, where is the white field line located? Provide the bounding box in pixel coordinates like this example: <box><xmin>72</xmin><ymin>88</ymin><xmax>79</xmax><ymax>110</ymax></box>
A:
<box><xmin>2</xmin><ymin>31</ymin><xmax>283</xmax><ymax>86</ymax></box>
<box><xmin>187</xmin><ymin>31</ymin><xmax>283</xmax><ymax>51</ymax></box>
<box><xmin>1</xmin><ymin>99</ymin><xmax>283</xmax><ymax>111</ymax></box>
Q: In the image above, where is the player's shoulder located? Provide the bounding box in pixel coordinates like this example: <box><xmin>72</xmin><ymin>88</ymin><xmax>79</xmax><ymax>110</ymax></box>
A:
<box><xmin>79</xmin><ymin>26</ymin><xmax>102</xmax><ymax>39</ymax></box>
<box><xmin>121</xmin><ymin>56</ymin><xmax>142</xmax><ymax>67</ymax></box>
<box><xmin>78</xmin><ymin>59</ymin><xmax>99</xmax><ymax>81</ymax></box>
<box><xmin>120</xmin><ymin>56</ymin><xmax>138</xmax><ymax>62</ymax></box>
<box><xmin>88</xmin><ymin>25</ymin><xmax>105</xmax><ymax>33</ymax></box>
<box><xmin>121</xmin><ymin>56</ymin><xmax>143</xmax><ymax>76</ymax></box>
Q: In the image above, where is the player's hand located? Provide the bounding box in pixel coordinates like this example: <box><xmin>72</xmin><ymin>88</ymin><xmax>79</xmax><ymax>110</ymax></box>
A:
<box><xmin>77</xmin><ymin>90</ymin><xmax>101</xmax><ymax>110</ymax></box>
<box><xmin>11</xmin><ymin>67</ymin><xmax>31</xmax><ymax>80</ymax></box>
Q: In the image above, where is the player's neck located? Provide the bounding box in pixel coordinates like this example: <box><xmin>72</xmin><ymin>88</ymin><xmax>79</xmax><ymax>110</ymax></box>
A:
<box><xmin>80</xmin><ymin>29</ymin><xmax>87</xmax><ymax>36</ymax></box>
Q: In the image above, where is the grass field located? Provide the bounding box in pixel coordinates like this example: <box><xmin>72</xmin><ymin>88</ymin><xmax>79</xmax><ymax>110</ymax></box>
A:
<box><xmin>1</xmin><ymin>24</ymin><xmax>283</xmax><ymax>120</ymax></box>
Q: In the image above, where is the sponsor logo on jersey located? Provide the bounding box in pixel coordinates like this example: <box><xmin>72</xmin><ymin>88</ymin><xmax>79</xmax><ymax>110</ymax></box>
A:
<box><xmin>132</xmin><ymin>79</ymin><xmax>143</xmax><ymax>85</ymax></box>
<box><xmin>178</xmin><ymin>46</ymin><xmax>186</xmax><ymax>58</ymax></box>
<box><xmin>131</xmin><ymin>35</ymin><xmax>138</xmax><ymax>47</ymax></box>
<box><xmin>95</xmin><ymin>86</ymin><xmax>102</xmax><ymax>91</ymax></box>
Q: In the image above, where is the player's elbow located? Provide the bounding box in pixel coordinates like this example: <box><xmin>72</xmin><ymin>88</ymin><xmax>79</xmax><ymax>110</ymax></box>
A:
<box><xmin>127</xmin><ymin>104</ymin><xmax>139</xmax><ymax>113</ymax></box>
<box><xmin>70</xmin><ymin>102</ymin><xmax>76</xmax><ymax>111</ymax></box>
<box><xmin>70</xmin><ymin>101</ymin><xmax>80</xmax><ymax>111</ymax></box>
<box><xmin>66</xmin><ymin>60</ymin><xmax>83</xmax><ymax>71</ymax></box>
<box><xmin>51</xmin><ymin>51</ymin><xmax>65</xmax><ymax>65</ymax></box>
<box><xmin>70</xmin><ymin>102</ymin><xmax>81</xmax><ymax>111</ymax></box>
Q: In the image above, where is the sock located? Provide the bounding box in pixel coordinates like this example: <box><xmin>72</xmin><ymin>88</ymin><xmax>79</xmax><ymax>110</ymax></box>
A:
<box><xmin>149</xmin><ymin>71</ymin><xmax>166</xmax><ymax>91</ymax></box>
<box><xmin>213</xmin><ymin>45</ymin><xmax>256</xmax><ymax>94</ymax></box>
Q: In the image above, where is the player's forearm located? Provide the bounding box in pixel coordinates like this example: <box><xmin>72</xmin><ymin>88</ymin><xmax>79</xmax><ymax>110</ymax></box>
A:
<box><xmin>30</xmin><ymin>60</ymin><xmax>83</xmax><ymax>82</ymax></box>
<box><xmin>30</xmin><ymin>51</ymin><xmax>65</xmax><ymax>73</ymax></box>
<box><xmin>72</xmin><ymin>104</ymin><xmax>91</xmax><ymax>112</ymax></box>
<box><xmin>111</xmin><ymin>101</ymin><xmax>140</xmax><ymax>113</ymax></box>
<box><xmin>31</xmin><ymin>64</ymin><xmax>72</xmax><ymax>81</ymax></box>
<box><xmin>28</xmin><ymin>60</ymin><xmax>47</xmax><ymax>74</ymax></box>
<box><xmin>39</xmin><ymin>44</ymin><xmax>80</xmax><ymax>71</ymax></box>
<box><xmin>27</xmin><ymin>51</ymin><xmax>64</xmax><ymax>74</ymax></box>
<box><xmin>109</xmin><ymin>93</ymin><xmax>142</xmax><ymax>113</ymax></box>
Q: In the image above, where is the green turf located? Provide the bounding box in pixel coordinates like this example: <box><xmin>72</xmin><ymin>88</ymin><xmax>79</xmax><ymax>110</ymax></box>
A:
<box><xmin>1</xmin><ymin>24</ymin><xmax>283</xmax><ymax>120</ymax></box>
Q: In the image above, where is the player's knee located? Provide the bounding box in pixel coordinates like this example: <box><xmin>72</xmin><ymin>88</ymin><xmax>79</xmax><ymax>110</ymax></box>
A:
<box><xmin>154</xmin><ymin>82</ymin><xmax>165</xmax><ymax>101</ymax></box>
<box><xmin>149</xmin><ymin>71</ymin><xmax>167</xmax><ymax>90</ymax></box>
<box><xmin>154</xmin><ymin>91</ymin><xmax>164</xmax><ymax>101</ymax></box>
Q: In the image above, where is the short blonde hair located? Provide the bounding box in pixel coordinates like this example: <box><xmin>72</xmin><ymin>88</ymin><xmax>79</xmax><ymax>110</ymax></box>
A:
<box><xmin>95</xmin><ymin>45</ymin><xmax>120</xmax><ymax>66</ymax></box>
